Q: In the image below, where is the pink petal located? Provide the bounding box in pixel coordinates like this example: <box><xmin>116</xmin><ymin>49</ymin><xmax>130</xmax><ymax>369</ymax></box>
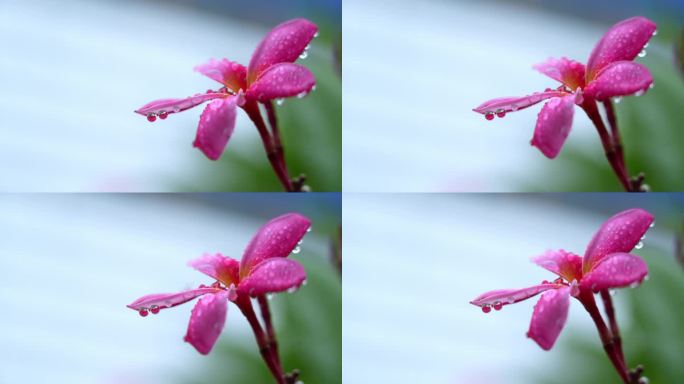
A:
<box><xmin>472</xmin><ymin>90</ymin><xmax>565</xmax><ymax>117</ymax></box>
<box><xmin>527</xmin><ymin>286</ymin><xmax>571</xmax><ymax>350</ymax></box>
<box><xmin>238</xmin><ymin>258</ymin><xmax>306</xmax><ymax>297</ymax></box>
<box><xmin>126</xmin><ymin>287</ymin><xmax>221</xmax><ymax>311</ymax></box>
<box><xmin>469</xmin><ymin>283</ymin><xmax>557</xmax><ymax>309</ymax></box>
<box><xmin>134</xmin><ymin>93</ymin><xmax>226</xmax><ymax>117</ymax></box>
<box><xmin>247</xmin><ymin>18</ymin><xmax>318</xmax><ymax>83</ymax></box>
<box><xmin>586</xmin><ymin>16</ymin><xmax>657</xmax><ymax>80</ymax></box>
<box><xmin>533</xmin><ymin>57</ymin><xmax>586</xmax><ymax>89</ymax></box>
<box><xmin>239</xmin><ymin>213</ymin><xmax>311</xmax><ymax>277</ymax></box>
<box><xmin>184</xmin><ymin>291</ymin><xmax>229</xmax><ymax>355</ymax></box>
<box><xmin>532</xmin><ymin>250</ymin><xmax>583</xmax><ymax>282</ymax></box>
<box><xmin>581</xmin><ymin>253</ymin><xmax>648</xmax><ymax>292</ymax></box>
<box><xmin>192</xmin><ymin>96</ymin><xmax>238</xmax><ymax>161</ymax></box>
<box><xmin>531</xmin><ymin>94</ymin><xmax>577</xmax><ymax>159</ymax></box>
<box><xmin>583</xmin><ymin>208</ymin><xmax>654</xmax><ymax>272</ymax></box>
<box><xmin>246</xmin><ymin>63</ymin><xmax>316</xmax><ymax>102</ymax></box>
<box><xmin>188</xmin><ymin>253</ymin><xmax>240</xmax><ymax>286</ymax></box>
<box><xmin>584</xmin><ymin>61</ymin><xmax>653</xmax><ymax>100</ymax></box>
<box><xmin>194</xmin><ymin>59</ymin><xmax>247</xmax><ymax>92</ymax></box>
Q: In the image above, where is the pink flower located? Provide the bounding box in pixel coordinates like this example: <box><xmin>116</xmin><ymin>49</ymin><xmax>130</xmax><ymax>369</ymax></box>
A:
<box><xmin>134</xmin><ymin>19</ymin><xmax>318</xmax><ymax>160</ymax></box>
<box><xmin>470</xmin><ymin>208</ymin><xmax>653</xmax><ymax>350</ymax></box>
<box><xmin>473</xmin><ymin>17</ymin><xmax>656</xmax><ymax>159</ymax></box>
<box><xmin>127</xmin><ymin>213</ymin><xmax>311</xmax><ymax>355</ymax></box>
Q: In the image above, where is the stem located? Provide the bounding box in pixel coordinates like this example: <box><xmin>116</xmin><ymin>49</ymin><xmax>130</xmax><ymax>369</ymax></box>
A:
<box><xmin>602</xmin><ymin>100</ymin><xmax>626</xmax><ymax>172</ymax></box>
<box><xmin>580</xmin><ymin>291</ymin><xmax>630</xmax><ymax>383</ymax></box>
<box><xmin>264</xmin><ymin>102</ymin><xmax>288</xmax><ymax>174</ymax></box>
<box><xmin>258</xmin><ymin>296</ymin><xmax>282</xmax><ymax>368</ymax></box>
<box><xmin>600</xmin><ymin>290</ymin><xmax>626</xmax><ymax>366</ymax></box>
<box><xmin>236</xmin><ymin>296</ymin><xmax>285</xmax><ymax>384</ymax></box>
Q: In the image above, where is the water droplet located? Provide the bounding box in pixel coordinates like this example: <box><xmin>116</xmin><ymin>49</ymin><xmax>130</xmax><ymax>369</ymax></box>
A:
<box><xmin>296</xmin><ymin>91</ymin><xmax>308</xmax><ymax>99</ymax></box>
<box><xmin>159</xmin><ymin>111</ymin><xmax>168</xmax><ymax>120</ymax></box>
<box><xmin>635</xmin><ymin>241</ymin><xmax>643</xmax><ymax>249</ymax></box>
<box><xmin>648</xmin><ymin>83</ymin><xmax>655</xmax><ymax>90</ymax></box>
<box><xmin>211</xmin><ymin>281</ymin><xmax>221</xmax><ymax>288</ymax></box>
<box><xmin>634</xmin><ymin>89</ymin><xmax>646</xmax><ymax>97</ymax></box>
<box><xmin>614</xmin><ymin>97</ymin><xmax>622</xmax><ymax>104</ymax></box>
<box><xmin>299</xmin><ymin>51</ymin><xmax>309</xmax><ymax>59</ymax></box>
<box><xmin>287</xmin><ymin>286</ymin><xmax>298</xmax><ymax>294</ymax></box>
<box><xmin>644</xmin><ymin>275</ymin><xmax>650</xmax><ymax>281</ymax></box>
<box><xmin>147</xmin><ymin>114</ymin><xmax>157</xmax><ymax>122</ymax></box>
<box><xmin>292</xmin><ymin>246</ymin><xmax>301</xmax><ymax>254</ymax></box>
<box><xmin>150</xmin><ymin>305</ymin><xmax>160</xmax><ymax>314</ymax></box>
<box><xmin>484</xmin><ymin>112</ymin><xmax>495</xmax><ymax>121</ymax></box>
<box><xmin>266</xmin><ymin>293</ymin><xmax>274</xmax><ymax>300</ymax></box>
<box><xmin>481</xmin><ymin>305</ymin><xmax>491</xmax><ymax>313</ymax></box>
<box><xmin>276</xmin><ymin>99</ymin><xmax>284</xmax><ymax>106</ymax></box>
<box><xmin>652</xmin><ymin>30</ymin><xmax>658</xmax><ymax>36</ymax></box>
<box><xmin>138</xmin><ymin>308</ymin><xmax>149</xmax><ymax>317</ymax></box>
<box><xmin>297</xmin><ymin>239</ymin><xmax>303</xmax><ymax>245</ymax></box>
<box><xmin>313</xmin><ymin>32</ymin><xmax>319</xmax><ymax>38</ymax></box>
<box><xmin>609</xmin><ymin>289</ymin><xmax>617</xmax><ymax>296</ymax></box>
<box><xmin>199</xmin><ymin>284</ymin><xmax>207</xmax><ymax>289</ymax></box>
<box><xmin>495</xmin><ymin>109</ymin><xmax>506</xmax><ymax>118</ymax></box>
<box><xmin>493</xmin><ymin>301</ymin><xmax>503</xmax><ymax>311</ymax></box>
<box><xmin>638</xmin><ymin>49</ymin><xmax>647</xmax><ymax>58</ymax></box>
<box><xmin>306</xmin><ymin>227</ymin><xmax>312</xmax><ymax>233</ymax></box>
<box><xmin>649</xmin><ymin>221</ymin><xmax>655</xmax><ymax>228</ymax></box>
<box><xmin>638</xmin><ymin>377</ymin><xmax>649</xmax><ymax>384</ymax></box>
<box><xmin>630</xmin><ymin>281</ymin><xmax>640</xmax><ymax>289</ymax></box>
<box><xmin>541</xmin><ymin>280</ymin><xmax>549</xmax><ymax>284</ymax></box>
<box><xmin>302</xmin><ymin>279</ymin><xmax>308</xmax><ymax>286</ymax></box>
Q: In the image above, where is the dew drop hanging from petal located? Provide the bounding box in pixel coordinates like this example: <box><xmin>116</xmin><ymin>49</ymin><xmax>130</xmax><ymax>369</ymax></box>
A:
<box><xmin>139</xmin><ymin>308</ymin><xmax>149</xmax><ymax>317</ymax></box>
<box><xmin>147</xmin><ymin>114</ymin><xmax>157</xmax><ymax>122</ymax></box>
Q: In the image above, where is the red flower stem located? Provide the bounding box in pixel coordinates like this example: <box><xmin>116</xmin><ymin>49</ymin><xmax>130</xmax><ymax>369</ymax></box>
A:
<box><xmin>236</xmin><ymin>296</ymin><xmax>285</xmax><ymax>384</ymax></box>
<box><xmin>581</xmin><ymin>101</ymin><xmax>633</xmax><ymax>191</ymax></box>
<box><xmin>263</xmin><ymin>102</ymin><xmax>288</xmax><ymax>176</ymax></box>
<box><xmin>257</xmin><ymin>295</ymin><xmax>282</xmax><ymax>368</ymax></box>
<box><xmin>243</xmin><ymin>101</ymin><xmax>293</xmax><ymax>192</ymax></box>
<box><xmin>602</xmin><ymin>100</ymin><xmax>627</xmax><ymax>173</ymax></box>
<box><xmin>580</xmin><ymin>291</ymin><xmax>630</xmax><ymax>383</ymax></box>
<box><xmin>600</xmin><ymin>290</ymin><xmax>626</xmax><ymax>366</ymax></box>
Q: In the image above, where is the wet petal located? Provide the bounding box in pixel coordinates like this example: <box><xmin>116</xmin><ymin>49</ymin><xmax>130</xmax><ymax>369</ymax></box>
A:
<box><xmin>188</xmin><ymin>253</ymin><xmax>240</xmax><ymax>286</ymax></box>
<box><xmin>581</xmin><ymin>253</ymin><xmax>648</xmax><ymax>291</ymax></box>
<box><xmin>194</xmin><ymin>59</ymin><xmax>247</xmax><ymax>92</ymax></box>
<box><xmin>238</xmin><ymin>258</ymin><xmax>306</xmax><ymax>297</ymax></box>
<box><xmin>246</xmin><ymin>63</ymin><xmax>316</xmax><ymax>102</ymax></box>
<box><xmin>584</xmin><ymin>61</ymin><xmax>653</xmax><ymax>100</ymax></box>
<box><xmin>583</xmin><ymin>208</ymin><xmax>654</xmax><ymax>272</ymax></box>
<box><xmin>193</xmin><ymin>96</ymin><xmax>238</xmax><ymax>161</ymax></box>
<box><xmin>532</xmin><ymin>250</ymin><xmax>583</xmax><ymax>282</ymax></box>
<box><xmin>472</xmin><ymin>90</ymin><xmax>565</xmax><ymax>117</ymax></box>
<box><xmin>531</xmin><ymin>94</ymin><xmax>576</xmax><ymax>159</ymax></box>
<box><xmin>247</xmin><ymin>18</ymin><xmax>318</xmax><ymax>83</ymax></box>
<box><xmin>533</xmin><ymin>57</ymin><xmax>586</xmax><ymax>89</ymax></box>
<box><xmin>126</xmin><ymin>287</ymin><xmax>221</xmax><ymax>311</ymax></box>
<box><xmin>527</xmin><ymin>286</ymin><xmax>571</xmax><ymax>350</ymax></box>
<box><xmin>239</xmin><ymin>213</ymin><xmax>311</xmax><ymax>277</ymax></box>
<box><xmin>586</xmin><ymin>16</ymin><xmax>657</xmax><ymax>80</ymax></box>
<box><xmin>469</xmin><ymin>283</ymin><xmax>558</xmax><ymax>309</ymax></box>
<box><xmin>184</xmin><ymin>291</ymin><xmax>229</xmax><ymax>355</ymax></box>
<box><xmin>134</xmin><ymin>93</ymin><xmax>226</xmax><ymax>118</ymax></box>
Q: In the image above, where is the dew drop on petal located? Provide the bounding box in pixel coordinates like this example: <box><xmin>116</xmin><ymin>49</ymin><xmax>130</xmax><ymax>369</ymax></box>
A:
<box><xmin>609</xmin><ymin>289</ymin><xmax>617</xmax><ymax>296</ymax></box>
<box><xmin>493</xmin><ymin>301</ymin><xmax>503</xmax><ymax>311</ymax></box>
<box><xmin>638</xmin><ymin>49</ymin><xmax>647</xmax><ymax>58</ymax></box>
<box><xmin>481</xmin><ymin>305</ymin><xmax>491</xmax><ymax>313</ymax></box>
<box><xmin>484</xmin><ymin>112</ymin><xmax>495</xmax><ymax>121</ymax></box>
<box><xmin>635</xmin><ymin>241</ymin><xmax>644</xmax><ymax>249</ymax></box>
<box><xmin>495</xmin><ymin>109</ymin><xmax>506</xmax><ymax>118</ymax></box>
<box><xmin>299</xmin><ymin>51</ymin><xmax>309</xmax><ymax>59</ymax></box>
<box><xmin>139</xmin><ymin>308</ymin><xmax>149</xmax><ymax>317</ymax></box>
<box><xmin>314</xmin><ymin>31</ymin><xmax>319</xmax><ymax>38</ymax></box>
<box><xmin>614</xmin><ymin>97</ymin><xmax>622</xmax><ymax>104</ymax></box>
<box><xmin>266</xmin><ymin>293</ymin><xmax>274</xmax><ymax>300</ymax></box>
<box><xmin>649</xmin><ymin>221</ymin><xmax>655</xmax><ymax>228</ymax></box>
<box><xmin>291</xmin><ymin>245</ymin><xmax>301</xmax><ymax>254</ymax></box>
<box><xmin>276</xmin><ymin>99</ymin><xmax>284</xmax><ymax>106</ymax></box>
<box><xmin>147</xmin><ymin>114</ymin><xmax>157</xmax><ymax>122</ymax></box>
<box><xmin>150</xmin><ymin>305</ymin><xmax>160</xmax><ymax>314</ymax></box>
<box><xmin>158</xmin><ymin>111</ymin><xmax>168</xmax><ymax>120</ymax></box>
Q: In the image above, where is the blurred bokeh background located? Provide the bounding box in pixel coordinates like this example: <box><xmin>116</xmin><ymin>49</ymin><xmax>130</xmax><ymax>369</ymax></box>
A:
<box><xmin>0</xmin><ymin>193</ymin><xmax>341</xmax><ymax>383</ymax></box>
<box><xmin>343</xmin><ymin>193</ymin><xmax>684</xmax><ymax>383</ymax></box>
<box><xmin>344</xmin><ymin>0</ymin><xmax>684</xmax><ymax>192</ymax></box>
<box><xmin>0</xmin><ymin>0</ymin><xmax>341</xmax><ymax>192</ymax></box>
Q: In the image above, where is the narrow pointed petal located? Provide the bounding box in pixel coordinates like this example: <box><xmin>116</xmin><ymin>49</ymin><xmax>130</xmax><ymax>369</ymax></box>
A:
<box><xmin>472</xmin><ymin>90</ymin><xmax>565</xmax><ymax>116</ymax></box>
<box><xmin>584</xmin><ymin>61</ymin><xmax>653</xmax><ymax>100</ymax></box>
<box><xmin>247</xmin><ymin>18</ymin><xmax>318</xmax><ymax>83</ymax></box>
<box><xmin>134</xmin><ymin>93</ymin><xmax>226</xmax><ymax>117</ymax></box>
<box><xmin>532</xmin><ymin>250</ymin><xmax>583</xmax><ymax>282</ymax></box>
<box><xmin>238</xmin><ymin>258</ymin><xmax>306</xmax><ymax>297</ymax></box>
<box><xmin>533</xmin><ymin>57</ymin><xmax>586</xmax><ymax>89</ymax></box>
<box><xmin>126</xmin><ymin>287</ymin><xmax>221</xmax><ymax>311</ymax></box>
<box><xmin>184</xmin><ymin>291</ymin><xmax>229</xmax><ymax>355</ymax></box>
<box><xmin>586</xmin><ymin>16</ymin><xmax>657</xmax><ymax>80</ymax></box>
<box><xmin>527</xmin><ymin>286</ymin><xmax>571</xmax><ymax>350</ymax></box>
<box><xmin>246</xmin><ymin>63</ymin><xmax>316</xmax><ymax>102</ymax></box>
<box><xmin>531</xmin><ymin>94</ymin><xmax>576</xmax><ymax>159</ymax></box>
<box><xmin>192</xmin><ymin>96</ymin><xmax>238</xmax><ymax>161</ymax></box>
<box><xmin>583</xmin><ymin>208</ymin><xmax>654</xmax><ymax>272</ymax></box>
<box><xmin>194</xmin><ymin>59</ymin><xmax>247</xmax><ymax>92</ymax></box>
<box><xmin>188</xmin><ymin>253</ymin><xmax>240</xmax><ymax>286</ymax></box>
<box><xmin>239</xmin><ymin>213</ymin><xmax>311</xmax><ymax>277</ymax></box>
<box><xmin>581</xmin><ymin>253</ymin><xmax>648</xmax><ymax>292</ymax></box>
<box><xmin>469</xmin><ymin>283</ymin><xmax>558</xmax><ymax>309</ymax></box>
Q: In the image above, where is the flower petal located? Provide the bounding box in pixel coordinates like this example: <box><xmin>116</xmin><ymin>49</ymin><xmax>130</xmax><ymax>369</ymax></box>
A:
<box><xmin>527</xmin><ymin>286</ymin><xmax>571</xmax><ymax>350</ymax></box>
<box><xmin>584</xmin><ymin>61</ymin><xmax>653</xmax><ymax>100</ymax></box>
<box><xmin>184</xmin><ymin>291</ymin><xmax>229</xmax><ymax>355</ymax></box>
<box><xmin>134</xmin><ymin>93</ymin><xmax>226</xmax><ymax>118</ymax></box>
<box><xmin>188</xmin><ymin>253</ymin><xmax>240</xmax><ymax>286</ymax></box>
<box><xmin>238</xmin><ymin>258</ymin><xmax>306</xmax><ymax>297</ymax></box>
<box><xmin>532</xmin><ymin>250</ymin><xmax>583</xmax><ymax>282</ymax></box>
<box><xmin>126</xmin><ymin>287</ymin><xmax>221</xmax><ymax>311</ymax></box>
<box><xmin>194</xmin><ymin>59</ymin><xmax>247</xmax><ymax>92</ymax></box>
<box><xmin>247</xmin><ymin>18</ymin><xmax>318</xmax><ymax>83</ymax></box>
<box><xmin>586</xmin><ymin>16</ymin><xmax>657</xmax><ymax>80</ymax></box>
<box><xmin>469</xmin><ymin>283</ymin><xmax>558</xmax><ymax>309</ymax></box>
<box><xmin>531</xmin><ymin>94</ymin><xmax>576</xmax><ymax>159</ymax></box>
<box><xmin>472</xmin><ymin>90</ymin><xmax>565</xmax><ymax>116</ymax></box>
<box><xmin>533</xmin><ymin>57</ymin><xmax>586</xmax><ymax>90</ymax></box>
<box><xmin>246</xmin><ymin>63</ymin><xmax>316</xmax><ymax>102</ymax></box>
<box><xmin>581</xmin><ymin>253</ymin><xmax>648</xmax><ymax>292</ymax></box>
<box><xmin>192</xmin><ymin>96</ymin><xmax>238</xmax><ymax>161</ymax></box>
<box><xmin>583</xmin><ymin>208</ymin><xmax>654</xmax><ymax>272</ymax></box>
<box><xmin>239</xmin><ymin>213</ymin><xmax>311</xmax><ymax>277</ymax></box>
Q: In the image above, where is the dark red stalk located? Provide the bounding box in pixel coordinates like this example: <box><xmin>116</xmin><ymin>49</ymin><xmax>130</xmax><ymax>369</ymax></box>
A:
<box><xmin>258</xmin><ymin>295</ymin><xmax>282</xmax><ymax>368</ymax></box>
<box><xmin>600</xmin><ymin>290</ymin><xmax>626</xmax><ymax>365</ymax></box>
<box><xmin>602</xmin><ymin>100</ymin><xmax>626</xmax><ymax>172</ymax></box>
<box><xmin>264</xmin><ymin>102</ymin><xmax>288</xmax><ymax>173</ymax></box>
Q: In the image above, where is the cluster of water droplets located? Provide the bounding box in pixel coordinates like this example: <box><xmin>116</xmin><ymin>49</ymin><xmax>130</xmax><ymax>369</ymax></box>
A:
<box><xmin>138</xmin><ymin>304</ymin><xmax>162</xmax><ymax>317</ymax></box>
<box><xmin>635</xmin><ymin>221</ymin><xmax>653</xmax><ymax>250</ymax></box>
<box><xmin>484</xmin><ymin>109</ymin><xmax>507</xmax><ymax>121</ymax></box>
<box><xmin>481</xmin><ymin>301</ymin><xmax>504</xmax><ymax>313</ymax></box>
<box><xmin>146</xmin><ymin>111</ymin><xmax>169</xmax><ymax>122</ymax></box>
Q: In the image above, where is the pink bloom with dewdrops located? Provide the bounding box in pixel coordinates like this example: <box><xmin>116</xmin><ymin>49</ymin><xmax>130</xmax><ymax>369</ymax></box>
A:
<box><xmin>470</xmin><ymin>208</ymin><xmax>653</xmax><ymax>350</ymax></box>
<box><xmin>127</xmin><ymin>213</ymin><xmax>311</xmax><ymax>355</ymax></box>
<box><xmin>473</xmin><ymin>17</ymin><xmax>656</xmax><ymax>159</ymax></box>
<box><xmin>134</xmin><ymin>19</ymin><xmax>318</xmax><ymax>160</ymax></box>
